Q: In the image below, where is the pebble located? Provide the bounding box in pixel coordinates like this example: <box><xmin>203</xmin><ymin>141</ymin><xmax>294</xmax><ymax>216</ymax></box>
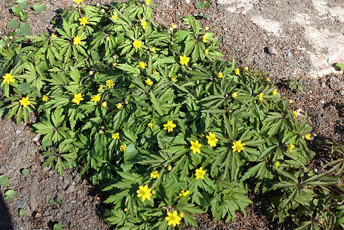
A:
<box><xmin>267</xmin><ymin>46</ymin><xmax>278</xmax><ymax>55</ymax></box>
<box><xmin>339</xmin><ymin>90</ymin><xmax>344</xmax><ymax>96</ymax></box>
<box><xmin>15</xmin><ymin>130</ymin><xmax>21</xmax><ymax>135</ymax></box>
<box><xmin>32</xmin><ymin>134</ymin><xmax>40</xmax><ymax>142</ymax></box>
<box><xmin>71</xmin><ymin>200</ymin><xmax>77</xmax><ymax>203</ymax></box>
<box><xmin>287</xmin><ymin>51</ymin><xmax>292</xmax><ymax>57</ymax></box>
<box><xmin>13</xmin><ymin>200</ymin><xmax>30</xmax><ymax>210</ymax></box>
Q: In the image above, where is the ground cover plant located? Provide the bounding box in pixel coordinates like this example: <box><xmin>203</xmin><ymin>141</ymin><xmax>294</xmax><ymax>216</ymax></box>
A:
<box><xmin>0</xmin><ymin>0</ymin><xmax>344</xmax><ymax>229</ymax></box>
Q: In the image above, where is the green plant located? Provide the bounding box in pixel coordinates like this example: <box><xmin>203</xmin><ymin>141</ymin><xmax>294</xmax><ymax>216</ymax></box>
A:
<box><xmin>19</xmin><ymin>208</ymin><xmax>26</xmax><ymax>216</ymax></box>
<box><xmin>49</xmin><ymin>196</ymin><xmax>63</xmax><ymax>205</ymax></box>
<box><xmin>53</xmin><ymin>223</ymin><xmax>64</xmax><ymax>230</ymax></box>
<box><xmin>4</xmin><ymin>190</ymin><xmax>18</xmax><ymax>201</ymax></box>
<box><xmin>195</xmin><ymin>0</ymin><xmax>211</xmax><ymax>9</ymax></box>
<box><xmin>288</xmin><ymin>78</ymin><xmax>304</xmax><ymax>93</ymax></box>
<box><xmin>0</xmin><ymin>0</ymin><xmax>342</xmax><ymax>229</ymax></box>
<box><xmin>20</xmin><ymin>168</ymin><xmax>29</xmax><ymax>176</ymax></box>
<box><xmin>0</xmin><ymin>175</ymin><xmax>9</xmax><ymax>187</ymax></box>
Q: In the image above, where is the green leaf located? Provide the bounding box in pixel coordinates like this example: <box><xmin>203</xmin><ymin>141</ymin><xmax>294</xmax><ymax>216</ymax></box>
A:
<box><xmin>5</xmin><ymin>190</ymin><xmax>18</xmax><ymax>201</ymax></box>
<box><xmin>15</xmin><ymin>23</ymin><xmax>32</xmax><ymax>36</ymax></box>
<box><xmin>0</xmin><ymin>175</ymin><xmax>9</xmax><ymax>187</ymax></box>
<box><xmin>19</xmin><ymin>209</ymin><xmax>26</xmax><ymax>216</ymax></box>
<box><xmin>336</xmin><ymin>62</ymin><xmax>344</xmax><ymax>71</ymax></box>
<box><xmin>12</xmin><ymin>6</ymin><xmax>24</xmax><ymax>17</ymax></box>
<box><xmin>124</xmin><ymin>143</ymin><xmax>140</xmax><ymax>165</ymax></box>
<box><xmin>21</xmin><ymin>169</ymin><xmax>29</xmax><ymax>176</ymax></box>
<box><xmin>16</xmin><ymin>0</ymin><xmax>27</xmax><ymax>3</ymax></box>
<box><xmin>17</xmin><ymin>83</ymin><xmax>33</xmax><ymax>95</ymax></box>
<box><xmin>7</xmin><ymin>18</ymin><xmax>20</xmax><ymax>29</ymax></box>
<box><xmin>32</xmin><ymin>4</ymin><xmax>47</xmax><ymax>14</ymax></box>
<box><xmin>53</xmin><ymin>223</ymin><xmax>64</xmax><ymax>230</ymax></box>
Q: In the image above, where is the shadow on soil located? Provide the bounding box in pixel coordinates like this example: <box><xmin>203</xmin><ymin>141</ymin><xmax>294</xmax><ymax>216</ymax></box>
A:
<box><xmin>0</xmin><ymin>192</ymin><xmax>14</xmax><ymax>230</ymax></box>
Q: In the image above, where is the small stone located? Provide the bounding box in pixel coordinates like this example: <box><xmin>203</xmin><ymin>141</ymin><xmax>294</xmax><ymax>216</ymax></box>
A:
<box><xmin>267</xmin><ymin>46</ymin><xmax>278</xmax><ymax>55</ymax></box>
<box><xmin>34</xmin><ymin>212</ymin><xmax>42</xmax><ymax>218</ymax></box>
<box><xmin>32</xmin><ymin>134</ymin><xmax>40</xmax><ymax>142</ymax></box>
<box><xmin>256</xmin><ymin>201</ymin><xmax>262</xmax><ymax>206</ymax></box>
<box><xmin>71</xmin><ymin>200</ymin><xmax>77</xmax><ymax>203</ymax></box>
<box><xmin>12</xmin><ymin>200</ymin><xmax>29</xmax><ymax>210</ymax></box>
<box><xmin>15</xmin><ymin>130</ymin><xmax>22</xmax><ymax>135</ymax></box>
<box><xmin>287</xmin><ymin>51</ymin><xmax>292</xmax><ymax>57</ymax></box>
<box><xmin>339</xmin><ymin>90</ymin><xmax>344</xmax><ymax>95</ymax></box>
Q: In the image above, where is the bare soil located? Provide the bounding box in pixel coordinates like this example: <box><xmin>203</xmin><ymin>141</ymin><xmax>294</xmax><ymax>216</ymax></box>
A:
<box><xmin>0</xmin><ymin>0</ymin><xmax>343</xmax><ymax>229</ymax></box>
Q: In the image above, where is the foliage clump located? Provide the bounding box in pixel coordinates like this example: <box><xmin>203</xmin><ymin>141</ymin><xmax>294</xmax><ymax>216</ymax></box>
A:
<box><xmin>1</xmin><ymin>0</ymin><xmax>344</xmax><ymax>229</ymax></box>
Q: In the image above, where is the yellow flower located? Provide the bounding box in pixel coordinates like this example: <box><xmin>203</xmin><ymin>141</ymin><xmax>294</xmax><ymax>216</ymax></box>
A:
<box><xmin>111</xmin><ymin>15</ymin><xmax>118</xmax><ymax>19</ymax></box>
<box><xmin>133</xmin><ymin>40</ymin><xmax>142</xmax><ymax>49</ymax></box>
<box><xmin>42</xmin><ymin>95</ymin><xmax>48</xmax><ymax>102</ymax></box>
<box><xmin>106</xmin><ymin>37</ymin><xmax>110</xmax><ymax>42</ymax></box>
<box><xmin>147</xmin><ymin>122</ymin><xmax>153</xmax><ymax>129</ymax></box>
<box><xmin>171</xmin><ymin>24</ymin><xmax>177</xmax><ymax>29</ymax></box>
<box><xmin>79</xmin><ymin>17</ymin><xmax>88</xmax><ymax>26</ymax></box>
<box><xmin>190</xmin><ymin>140</ymin><xmax>202</xmax><ymax>154</ymax></box>
<box><xmin>163</xmin><ymin>121</ymin><xmax>176</xmax><ymax>132</ymax></box>
<box><xmin>72</xmin><ymin>93</ymin><xmax>84</xmax><ymax>105</ymax></box>
<box><xmin>150</xmin><ymin>171</ymin><xmax>159</xmax><ymax>179</ymax></box>
<box><xmin>229</xmin><ymin>119</ymin><xmax>233</xmax><ymax>124</ymax></box>
<box><xmin>151</xmin><ymin>47</ymin><xmax>156</xmax><ymax>52</ymax></box>
<box><xmin>259</xmin><ymin>93</ymin><xmax>264</xmax><ymax>101</ymax></box>
<box><xmin>272</xmin><ymin>89</ymin><xmax>277</xmax><ymax>96</ymax></box>
<box><xmin>99</xmin><ymin>130</ymin><xmax>104</xmax><ymax>135</ymax></box>
<box><xmin>288</xmin><ymin>143</ymin><xmax>295</xmax><ymax>152</ymax></box>
<box><xmin>218</xmin><ymin>72</ymin><xmax>223</xmax><ymax>78</ymax></box>
<box><xmin>2</xmin><ymin>73</ymin><xmax>14</xmax><ymax>84</ymax></box>
<box><xmin>153</xmin><ymin>69</ymin><xmax>158</xmax><ymax>75</ymax></box>
<box><xmin>165</xmin><ymin>211</ymin><xmax>181</xmax><ymax>227</ymax></box>
<box><xmin>172</xmin><ymin>76</ymin><xmax>178</xmax><ymax>82</ymax></box>
<box><xmin>120</xmin><ymin>144</ymin><xmax>126</xmax><ymax>153</ymax></box>
<box><xmin>274</xmin><ymin>161</ymin><xmax>280</xmax><ymax>168</ymax></box>
<box><xmin>244</xmin><ymin>67</ymin><xmax>249</xmax><ymax>71</ymax></box>
<box><xmin>168</xmin><ymin>165</ymin><xmax>172</xmax><ymax>171</ymax></box>
<box><xmin>180</xmin><ymin>55</ymin><xmax>190</xmax><ymax>66</ymax></box>
<box><xmin>203</xmin><ymin>34</ymin><xmax>208</xmax><ymax>43</ymax></box>
<box><xmin>289</xmin><ymin>100</ymin><xmax>293</xmax><ymax>104</ymax></box>
<box><xmin>177</xmin><ymin>190</ymin><xmax>190</xmax><ymax>199</ymax></box>
<box><xmin>73</xmin><ymin>35</ymin><xmax>81</xmax><ymax>46</ymax></box>
<box><xmin>89</xmin><ymin>71</ymin><xmax>94</xmax><ymax>75</ymax></box>
<box><xmin>206</xmin><ymin>132</ymin><xmax>218</xmax><ymax>147</ymax></box>
<box><xmin>146</xmin><ymin>0</ymin><xmax>151</xmax><ymax>5</ymax></box>
<box><xmin>116</xmin><ymin>103</ymin><xmax>122</xmax><ymax>109</ymax></box>
<box><xmin>232</xmin><ymin>92</ymin><xmax>237</xmax><ymax>99</ymax></box>
<box><xmin>112</xmin><ymin>133</ymin><xmax>119</xmax><ymax>139</ymax></box>
<box><xmin>98</xmin><ymin>84</ymin><xmax>103</xmax><ymax>91</ymax></box>
<box><xmin>19</xmin><ymin>97</ymin><xmax>30</xmax><ymax>107</ymax></box>
<box><xmin>141</xmin><ymin>20</ymin><xmax>147</xmax><ymax>29</ymax></box>
<box><xmin>113</xmin><ymin>63</ymin><xmax>117</xmax><ymax>67</ymax></box>
<box><xmin>180</xmin><ymin>212</ymin><xmax>184</xmax><ymax>218</ymax></box>
<box><xmin>205</xmin><ymin>26</ymin><xmax>209</xmax><ymax>31</ymax></box>
<box><xmin>293</xmin><ymin>111</ymin><xmax>298</xmax><ymax>119</ymax></box>
<box><xmin>51</xmin><ymin>33</ymin><xmax>57</xmax><ymax>38</ymax></box>
<box><xmin>106</xmin><ymin>80</ymin><xmax>114</xmax><ymax>88</ymax></box>
<box><xmin>73</xmin><ymin>0</ymin><xmax>84</xmax><ymax>4</ymax></box>
<box><xmin>90</xmin><ymin>94</ymin><xmax>101</xmax><ymax>103</ymax></box>
<box><xmin>124</xmin><ymin>208</ymin><xmax>128</xmax><ymax>212</ymax></box>
<box><xmin>205</xmin><ymin>49</ymin><xmax>209</xmax><ymax>55</ymax></box>
<box><xmin>232</xmin><ymin>140</ymin><xmax>245</xmax><ymax>153</ymax></box>
<box><xmin>235</xmin><ymin>68</ymin><xmax>240</xmax><ymax>75</ymax></box>
<box><xmin>137</xmin><ymin>62</ymin><xmax>147</xmax><ymax>69</ymax></box>
<box><xmin>195</xmin><ymin>167</ymin><xmax>206</xmax><ymax>180</ymax></box>
<box><xmin>102</xmin><ymin>101</ymin><xmax>107</xmax><ymax>107</ymax></box>
<box><xmin>305</xmin><ymin>134</ymin><xmax>311</xmax><ymax>140</ymax></box>
<box><xmin>145</xmin><ymin>78</ymin><xmax>153</xmax><ymax>86</ymax></box>
<box><xmin>266</xmin><ymin>78</ymin><xmax>271</xmax><ymax>82</ymax></box>
<box><xmin>136</xmin><ymin>185</ymin><xmax>152</xmax><ymax>202</ymax></box>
